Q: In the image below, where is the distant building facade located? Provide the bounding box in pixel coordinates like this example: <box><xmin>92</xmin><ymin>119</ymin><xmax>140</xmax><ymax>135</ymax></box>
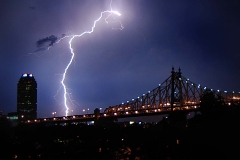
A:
<box><xmin>17</xmin><ymin>73</ymin><xmax>37</xmax><ymax>121</ymax></box>
<box><xmin>8</xmin><ymin>112</ymin><xmax>18</xmax><ymax>120</ymax></box>
<box><xmin>6</xmin><ymin>112</ymin><xmax>18</xmax><ymax>126</ymax></box>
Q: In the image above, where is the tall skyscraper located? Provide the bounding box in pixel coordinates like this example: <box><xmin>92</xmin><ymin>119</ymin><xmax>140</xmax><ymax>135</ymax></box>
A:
<box><xmin>17</xmin><ymin>73</ymin><xmax>37</xmax><ymax>121</ymax></box>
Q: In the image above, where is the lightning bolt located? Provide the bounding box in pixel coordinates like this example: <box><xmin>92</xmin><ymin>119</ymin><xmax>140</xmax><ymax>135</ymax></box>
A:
<box><xmin>44</xmin><ymin>1</ymin><xmax>124</xmax><ymax>116</ymax></box>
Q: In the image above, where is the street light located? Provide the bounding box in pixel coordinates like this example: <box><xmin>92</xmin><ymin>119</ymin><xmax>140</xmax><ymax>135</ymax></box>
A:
<box><xmin>100</xmin><ymin>108</ymin><xmax>102</xmax><ymax>113</ymax></box>
<box><xmin>52</xmin><ymin>112</ymin><xmax>56</xmax><ymax>117</ymax></box>
<box><xmin>83</xmin><ymin>109</ymin><xmax>85</xmax><ymax>114</ymax></box>
<box><xmin>87</xmin><ymin>108</ymin><xmax>89</xmax><ymax>114</ymax></box>
<box><xmin>71</xmin><ymin>110</ymin><xmax>73</xmax><ymax>116</ymax></box>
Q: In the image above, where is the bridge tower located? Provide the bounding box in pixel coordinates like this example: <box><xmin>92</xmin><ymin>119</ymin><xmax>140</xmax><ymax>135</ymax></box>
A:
<box><xmin>170</xmin><ymin>67</ymin><xmax>186</xmax><ymax>125</ymax></box>
<box><xmin>171</xmin><ymin>67</ymin><xmax>175</xmax><ymax>113</ymax></box>
<box><xmin>94</xmin><ymin>108</ymin><xmax>100</xmax><ymax>125</ymax></box>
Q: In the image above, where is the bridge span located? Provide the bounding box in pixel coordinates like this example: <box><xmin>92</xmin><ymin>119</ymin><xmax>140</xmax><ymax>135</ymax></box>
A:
<box><xmin>25</xmin><ymin>106</ymin><xmax>199</xmax><ymax>124</ymax></box>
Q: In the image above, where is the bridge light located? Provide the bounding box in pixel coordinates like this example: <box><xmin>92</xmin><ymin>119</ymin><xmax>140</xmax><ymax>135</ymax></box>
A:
<box><xmin>187</xmin><ymin>79</ymin><xmax>190</xmax><ymax>80</ymax></box>
<box><xmin>28</xmin><ymin>120</ymin><xmax>30</xmax><ymax>123</ymax></box>
<box><xmin>191</xmin><ymin>83</ymin><xmax>193</xmax><ymax>86</ymax></box>
<box><xmin>34</xmin><ymin>119</ymin><xmax>37</xmax><ymax>122</ymax></box>
<box><xmin>146</xmin><ymin>110</ymin><xmax>149</xmax><ymax>113</ymax></box>
<box><xmin>159</xmin><ymin>84</ymin><xmax>161</xmax><ymax>86</ymax></box>
<box><xmin>137</xmin><ymin>97</ymin><xmax>140</xmax><ymax>99</ymax></box>
<box><xmin>148</xmin><ymin>91</ymin><xmax>150</xmax><ymax>93</ymax></box>
<box><xmin>127</xmin><ymin>101</ymin><xmax>129</xmax><ymax>103</ymax></box>
<box><xmin>185</xmin><ymin>81</ymin><xmax>188</xmax><ymax>83</ymax></box>
<box><xmin>154</xmin><ymin>109</ymin><xmax>157</xmax><ymax>112</ymax></box>
<box><xmin>53</xmin><ymin>118</ymin><xmax>56</xmax><ymax>120</ymax></box>
<box><xmin>114</xmin><ymin>113</ymin><xmax>117</xmax><ymax>116</ymax></box>
<box><xmin>73</xmin><ymin>116</ymin><xmax>75</xmax><ymax>119</ymax></box>
<box><xmin>126</xmin><ymin>112</ymin><xmax>128</xmax><ymax>114</ymax></box>
<box><xmin>233</xmin><ymin>97</ymin><xmax>240</xmax><ymax>100</ymax></box>
<box><xmin>44</xmin><ymin>119</ymin><xmax>46</xmax><ymax>121</ymax></box>
<box><xmin>233</xmin><ymin>91</ymin><xmax>235</xmax><ymax>93</ymax></box>
<box><xmin>204</xmin><ymin>87</ymin><xmax>206</xmax><ymax>90</ymax></box>
<box><xmin>132</xmin><ymin>99</ymin><xmax>134</xmax><ymax>101</ymax></box>
<box><xmin>104</xmin><ymin>114</ymin><xmax>106</xmax><ymax>117</ymax></box>
<box><xmin>217</xmin><ymin>90</ymin><xmax>220</xmax><ymax>92</ymax></box>
<box><xmin>122</xmin><ymin>102</ymin><xmax>124</xmax><ymax>104</ymax></box>
<box><xmin>211</xmin><ymin>89</ymin><xmax>213</xmax><ymax>91</ymax></box>
<box><xmin>143</xmin><ymin>94</ymin><xmax>145</xmax><ymax>96</ymax></box>
<box><xmin>135</xmin><ymin>111</ymin><xmax>138</xmax><ymax>114</ymax></box>
<box><xmin>224</xmin><ymin>91</ymin><xmax>227</xmax><ymax>93</ymax></box>
<box><xmin>179</xmin><ymin>78</ymin><xmax>182</xmax><ymax>80</ymax></box>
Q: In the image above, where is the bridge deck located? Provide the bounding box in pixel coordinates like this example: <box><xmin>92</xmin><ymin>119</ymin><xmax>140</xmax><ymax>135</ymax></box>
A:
<box><xmin>25</xmin><ymin>107</ymin><xmax>199</xmax><ymax>124</ymax></box>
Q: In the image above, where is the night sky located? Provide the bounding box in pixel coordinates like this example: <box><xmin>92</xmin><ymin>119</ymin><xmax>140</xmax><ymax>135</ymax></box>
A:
<box><xmin>0</xmin><ymin>0</ymin><xmax>240</xmax><ymax>118</ymax></box>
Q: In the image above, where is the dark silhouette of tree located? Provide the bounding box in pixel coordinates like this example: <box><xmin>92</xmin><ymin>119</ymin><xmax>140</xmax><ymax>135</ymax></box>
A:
<box><xmin>200</xmin><ymin>89</ymin><xmax>226</xmax><ymax>119</ymax></box>
<box><xmin>200</xmin><ymin>89</ymin><xmax>217</xmax><ymax>118</ymax></box>
<box><xmin>200</xmin><ymin>89</ymin><xmax>216</xmax><ymax>105</ymax></box>
<box><xmin>216</xmin><ymin>94</ymin><xmax>225</xmax><ymax>106</ymax></box>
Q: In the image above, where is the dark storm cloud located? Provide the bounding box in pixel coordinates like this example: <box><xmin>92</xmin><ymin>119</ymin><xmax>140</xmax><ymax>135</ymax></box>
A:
<box><xmin>36</xmin><ymin>35</ymin><xmax>58</xmax><ymax>48</ymax></box>
<box><xmin>34</xmin><ymin>34</ymin><xmax>66</xmax><ymax>53</ymax></box>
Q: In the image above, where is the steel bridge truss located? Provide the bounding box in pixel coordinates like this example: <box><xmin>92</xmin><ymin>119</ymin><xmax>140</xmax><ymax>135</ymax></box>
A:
<box><xmin>104</xmin><ymin>68</ymin><xmax>240</xmax><ymax>115</ymax></box>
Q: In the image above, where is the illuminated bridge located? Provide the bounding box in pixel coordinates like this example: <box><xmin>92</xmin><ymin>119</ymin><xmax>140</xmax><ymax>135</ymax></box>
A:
<box><xmin>25</xmin><ymin>67</ymin><xmax>240</xmax><ymax>124</ymax></box>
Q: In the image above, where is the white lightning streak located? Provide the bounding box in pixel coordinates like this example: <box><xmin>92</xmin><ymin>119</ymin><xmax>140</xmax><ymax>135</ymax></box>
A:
<box><xmin>60</xmin><ymin>9</ymin><xmax>122</xmax><ymax>116</ymax></box>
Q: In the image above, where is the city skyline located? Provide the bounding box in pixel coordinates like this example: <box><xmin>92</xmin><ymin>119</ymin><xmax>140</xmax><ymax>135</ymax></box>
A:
<box><xmin>0</xmin><ymin>0</ymin><xmax>240</xmax><ymax>118</ymax></box>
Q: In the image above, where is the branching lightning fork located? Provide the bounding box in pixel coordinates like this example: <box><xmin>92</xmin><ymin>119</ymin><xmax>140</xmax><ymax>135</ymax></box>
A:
<box><xmin>38</xmin><ymin>1</ymin><xmax>123</xmax><ymax>116</ymax></box>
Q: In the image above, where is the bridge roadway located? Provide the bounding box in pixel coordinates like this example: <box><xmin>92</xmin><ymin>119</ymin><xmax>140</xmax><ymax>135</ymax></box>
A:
<box><xmin>25</xmin><ymin>106</ymin><xmax>199</xmax><ymax>124</ymax></box>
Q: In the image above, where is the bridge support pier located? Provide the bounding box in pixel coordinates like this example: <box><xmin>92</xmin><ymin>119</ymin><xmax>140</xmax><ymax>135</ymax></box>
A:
<box><xmin>94</xmin><ymin>108</ymin><xmax>100</xmax><ymax>126</ymax></box>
